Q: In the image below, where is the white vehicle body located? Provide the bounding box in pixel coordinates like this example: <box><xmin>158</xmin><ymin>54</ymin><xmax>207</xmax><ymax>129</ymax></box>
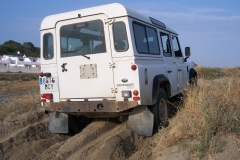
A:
<box><xmin>40</xmin><ymin>3</ymin><xmax>196</xmax><ymax>136</ymax></box>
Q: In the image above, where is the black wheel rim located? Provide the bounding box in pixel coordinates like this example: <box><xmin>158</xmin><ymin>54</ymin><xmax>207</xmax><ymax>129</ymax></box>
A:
<box><xmin>159</xmin><ymin>98</ymin><xmax>168</xmax><ymax>126</ymax></box>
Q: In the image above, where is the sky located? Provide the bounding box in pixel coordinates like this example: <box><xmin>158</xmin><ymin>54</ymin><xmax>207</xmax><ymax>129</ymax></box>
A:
<box><xmin>0</xmin><ymin>0</ymin><xmax>239</xmax><ymax>67</ymax></box>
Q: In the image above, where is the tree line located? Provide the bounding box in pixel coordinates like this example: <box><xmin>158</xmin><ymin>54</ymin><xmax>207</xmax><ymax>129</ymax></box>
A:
<box><xmin>0</xmin><ymin>40</ymin><xmax>40</xmax><ymax>58</ymax></box>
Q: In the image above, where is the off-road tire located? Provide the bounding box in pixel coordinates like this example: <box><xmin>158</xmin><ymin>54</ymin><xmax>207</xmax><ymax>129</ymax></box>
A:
<box><xmin>68</xmin><ymin>115</ymin><xmax>80</xmax><ymax>134</ymax></box>
<box><xmin>149</xmin><ymin>88</ymin><xmax>169</xmax><ymax>131</ymax></box>
<box><xmin>68</xmin><ymin>115</ymin><xmax>91</xmax><ymax>135</ymax></box>
<box><xmin>117</xmin><ymin>115</ymin><xmax>128</xmax><ymax>122</ymax></box>
<box><xmin>189</xmin><ymin>70</ymin><xmax>197</xmax><ymax>86</ymax></box>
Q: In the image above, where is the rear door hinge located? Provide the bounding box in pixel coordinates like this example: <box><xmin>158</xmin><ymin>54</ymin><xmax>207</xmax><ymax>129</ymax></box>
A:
<box><xmin>111</xmin><ymin>88</ymin><xmax>118</xmax><ymax>93</ymax></box>
<box><xmin>109</xmin><ymin>62</ymin><xmax>116</xmax><ymax>68</ymax></box>
<box><xmin>105</xmin><ymin>18</ymin><xmax>115</xmax><ymax>25</ymax></box>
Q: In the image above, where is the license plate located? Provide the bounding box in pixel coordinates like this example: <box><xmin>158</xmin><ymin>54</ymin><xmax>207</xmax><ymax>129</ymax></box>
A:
<box><xmin>39</xmin><ymin>77</ymin><xmax>58</xmax><ymax>92</ymax></box>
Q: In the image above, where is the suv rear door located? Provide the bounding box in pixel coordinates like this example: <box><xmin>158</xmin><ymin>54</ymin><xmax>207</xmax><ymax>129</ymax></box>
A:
<box><xmin>56</xmin><ymin>14</ymin><xmax>115</xmax><ymax>99</ymax></box>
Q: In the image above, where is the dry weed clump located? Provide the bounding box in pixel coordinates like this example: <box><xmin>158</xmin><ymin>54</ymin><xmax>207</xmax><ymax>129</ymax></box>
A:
<box><xmin>196</xmin><ymin>66</ymin><xmax>240</xmax><ymax>79</ymax></box>
<box><xmin>154</xmin><ymin>68</ymin><xmax>240</xmax><ymax>158</ymax></box>
<box><xmin>0</xmin><ymin>72</ymin><xmax>39</xmax><ymax>81</ymax></box>
<box><xmin>0</xmin><ymin>88</ymin><xmax>40</xmax><ymax>119</ymax></box>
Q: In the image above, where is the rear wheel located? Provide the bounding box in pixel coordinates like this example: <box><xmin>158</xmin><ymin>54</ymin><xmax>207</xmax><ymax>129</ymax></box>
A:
<box><xmin>117</xmin><ymin>115</ymin><xmax>128</xmax><ymax>122</ymax></box>
<box><xmin>150</xmin><ymin>88</ymin><xmax>169</xmax><ymax>131</ymax></box>
<box><xmin>68</xmin><ymin>115</ymin><xmax>80</xmax><ymax>134</ymax></box>
<box><xmin>68</xmin><ymin>115</ymin><xmax>91</xmax><ymax>135</ymax></box>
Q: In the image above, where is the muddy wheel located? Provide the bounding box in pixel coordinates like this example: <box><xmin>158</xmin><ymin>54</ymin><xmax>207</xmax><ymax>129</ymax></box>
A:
<box><xmin>150</xmin><ymin>88</ymin><xmax>169</xmax><ymax>131</ymax></box>
<box><xmin>68</xmin><ymin>115</ymin><xmax>91</xmax><ymax>135</ymax></box>
<box><xmin>68</xmin><ymin>115</ymin><xmax>80</xmax><ymax>134</ymax></box>
<box><xmin>117</xmin><ymin>115</ymin><xmax>128</xmax><ymax>122</ymax></box>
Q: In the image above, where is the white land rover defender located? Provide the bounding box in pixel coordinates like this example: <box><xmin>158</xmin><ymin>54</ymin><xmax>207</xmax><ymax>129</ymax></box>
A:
<box><xmin>40</xmin><ymin>3</ymin><xmax>197</xmax><ymax>136</ymax></box>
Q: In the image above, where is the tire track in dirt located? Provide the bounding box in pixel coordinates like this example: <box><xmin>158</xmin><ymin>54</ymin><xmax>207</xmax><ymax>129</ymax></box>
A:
<box><xmin>0</xmin><ymin>97</ymin><xmax>182</xmax><ymax>160</ymax></box>
<box><xmin>0</xmin><ymin>107</ymin><xmax>154</xmax><ymax>160</ymax></box>
<box><xmin>40</xmin><ymin>119</ymin><xmax>122</xmax><ymax>159</ymax></box>
<box><xmin>0</xmin><ymin>110</ymin><xmax>46</xmax><ymax>142</ymax></box>
<box><xmin>0</xmin><ymin>122</ymin><xmax>67</xmax><ymax>160</ymax></box>
<box><xmin>1</xmin><ymin>92</ymin><xmax>183</xmax><ymax>160</ymax></box>
<box><xmin>0</xmin><ymin>109</ymin><xmax>69</xmax><ymax>160</ymax></box>
<box><xmin>38</xmin><ymin>119</ymin><xmax>153</xmax><ymax>160</ymax></box>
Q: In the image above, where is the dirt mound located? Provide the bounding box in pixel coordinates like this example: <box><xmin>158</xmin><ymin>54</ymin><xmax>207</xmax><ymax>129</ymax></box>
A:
<box><xmin>0</xmin><ymin>109</ymin><xmax>69</xmax><ymax>160</ymax></box>
<box><xmin>1</xmin><ymin>73</ymin><xmax>240</xmax><ymax>160</ymax></box>
<box><xmin>0</xmin><ymin>107</ymin><xmax>154</xmax><ymax>160</ymax></box>
<box><xmin>0</xmin><ymin>106</ymin><xmax>239</xmax><ymax>160</ymax></box>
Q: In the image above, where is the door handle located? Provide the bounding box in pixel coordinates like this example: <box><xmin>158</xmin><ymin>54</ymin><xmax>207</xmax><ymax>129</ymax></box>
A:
<box><xmin>167</xmin><ymin>70</ymin><xmax>172</xmax><ymax>73</ymax></box>
<box><xmin>178</xmin><ymin>69</ymin><xmax>182</xmax><ymax>71</ymax></box>
<box><xmin>61</xmin><ymin>63</ymin><xmax>67</xmax><ymax>72</ymax></box>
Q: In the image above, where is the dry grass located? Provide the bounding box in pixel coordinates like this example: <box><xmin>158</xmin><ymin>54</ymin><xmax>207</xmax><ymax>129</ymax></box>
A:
<box><xmin>0</xmin><ymin>87</ymin><xmax>41</xmax><ymax>119</ymax></box>
<box><xmin>0</xmin><ymin>72</ymin><xmax>39</xmax><ymax>81</ymax></box>
<box><xmin>154</xmin><ymin>67</ymin><xmax>240</xmax><ymax>159</ymax></box>
<box><xmin>0</xmin><ymin>72</ymin><xmax>39</xmax><ymax>94</ymax></box>
<box><xmin>0</xmin><ymin>72</ymin><xmax>40</xmax><ymax>119</ymax></box>
<box><xmin>196</xmin><ymin>66</ymin><xmax>240</xmax><ymax>79</ymax></box>
<box><xmin>0</xmin><ymin>80</ymin><xmax>39</xmax><ymax>94</ymax></box>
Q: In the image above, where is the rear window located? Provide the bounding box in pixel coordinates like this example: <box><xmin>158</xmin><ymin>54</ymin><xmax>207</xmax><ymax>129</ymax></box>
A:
<box><xmin>133</xmin><ymin>22</ymin><xmax>160</xmax><ymax>55</ymax></box>
<box><xmin>113</xmin><ymin>22</ymin><xmax>129</xmax><ymax>52</ymax></box>
<box><xmin>43</xmin><ymin>33</ymin><xmax>53</xmax><ymax>59</ymax></box>
<box><xmin>60</xmin><ymin>19</ymin><xmax>106</xmax><ymax>57</ymax></box>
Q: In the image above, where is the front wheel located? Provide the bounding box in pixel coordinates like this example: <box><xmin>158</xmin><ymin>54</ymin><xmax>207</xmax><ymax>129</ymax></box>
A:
<box><xmin>189</xmin><ymin>69</ymin><xmax>197</xmax><ymax>86</ymax></box>
<box><xmin>150</xmin><ymin>89</ymin><xmax>169</xmax><ymax>131</ymax></box>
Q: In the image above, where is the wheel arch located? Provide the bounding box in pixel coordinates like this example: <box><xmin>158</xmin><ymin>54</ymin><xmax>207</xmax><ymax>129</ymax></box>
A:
<box><xmin>189</xmin><ymin>68</ymin><xmax>197</xmax><ymax>83</ymax></box>
<box><xmin>152</xmin><ymin>74</ymin><xmax>171</xmax><ymax>105</ymax></box>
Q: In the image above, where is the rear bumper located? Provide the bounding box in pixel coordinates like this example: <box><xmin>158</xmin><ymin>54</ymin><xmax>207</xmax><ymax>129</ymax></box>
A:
<box><xmin>44</xmin><ymin>101</ymin><xmax>138</xmax><ymax>113</ymax></box>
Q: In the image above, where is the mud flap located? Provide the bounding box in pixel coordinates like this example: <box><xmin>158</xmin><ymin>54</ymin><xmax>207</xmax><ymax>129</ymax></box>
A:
<box><xmin>126</xmin><ymin>105</ymin><xmax>154</xmax><ymax>137</ymax></box>
<box><xmin>49</xmin><ymin>112</ymin><xmax>68</xmax><ymax>133</ymax></box>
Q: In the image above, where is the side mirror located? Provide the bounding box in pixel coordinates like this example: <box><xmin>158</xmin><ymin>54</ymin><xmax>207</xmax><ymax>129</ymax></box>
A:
<box><xmin>184</xmin><ymin>47</ymin><xmax>191</xmax><ymax>62</ymax></box>
<box><xmin>185</xmin><ymin>47</ymin><xmax>191</xmax><ymax>57</ymax></box>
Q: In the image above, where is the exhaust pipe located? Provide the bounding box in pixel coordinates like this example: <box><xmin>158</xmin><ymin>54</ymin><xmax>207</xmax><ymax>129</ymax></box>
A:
<box><xmin>45</xmin><ymin>110</ymin><xmax>50</xmax><ymax>114</ymax></box>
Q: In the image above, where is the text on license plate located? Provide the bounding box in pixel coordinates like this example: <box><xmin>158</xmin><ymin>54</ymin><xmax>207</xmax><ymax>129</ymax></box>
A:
<box><xmin>39</xmin><ymin>77</ymin><xmax>58</xmax><ymax>92</ymax></box>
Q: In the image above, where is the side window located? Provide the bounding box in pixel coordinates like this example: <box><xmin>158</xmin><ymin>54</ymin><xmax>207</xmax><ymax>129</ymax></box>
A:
<box><xmin>43</xmin><ymin>33</ymin><xmax>53</xmax><ymax>59</ymax></box>
<box><xmin>133</xmin><ymin>23</ymin><xmax>148</xmax><ymax>53</ymax></box>
<box><xmin>171</xmin><ymin>36</ymin><xmax>182</xmax><ymax>57</ymax></box>
<box><xmin>146</xmin><ymin>27</ymin><xmax>159</xmax><ymax>54</ymax></box>
<box><xmin>133</xmin><ymin>22</ymin><xmax>160</xmax><ymax>54</ymax></box>
<box><xmin>113</xmin><ymin>22</ymin><xmax>129</xmax><ymax>52</ymax></box>
<box><xmin>160</xmin><ymin>32</ymin><xmax>172</xmax><ymax>57</ymax></box>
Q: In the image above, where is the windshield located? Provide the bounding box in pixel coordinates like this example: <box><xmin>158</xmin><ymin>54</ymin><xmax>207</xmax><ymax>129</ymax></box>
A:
<box><xmin>60</xmin><ymin>19</ymin><xmax>106</xmax><ymax>57</ymax></box>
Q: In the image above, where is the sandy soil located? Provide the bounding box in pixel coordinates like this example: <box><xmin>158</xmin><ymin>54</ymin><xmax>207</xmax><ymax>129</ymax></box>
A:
<box><xmin>0</xmin><ymin>80</ymin><xmax>239</xmax><ymax>160</ymax></box>
<box><xmin>0</xmin><ymin>106</ymin><xmax>154</xmax><ymax>160</ymax></box>
<box><xmin>0</xmin><ymin>106</ymin><xmax>239</xmax><ymax>160</ymax></box>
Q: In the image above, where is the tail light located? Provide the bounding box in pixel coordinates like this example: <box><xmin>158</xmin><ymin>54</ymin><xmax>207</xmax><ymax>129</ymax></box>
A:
<box><xmin>133</xmin><ymin>97</ymin><xmax>140</xmax><ymax>101</ymax></box>
<box><xmin>41</xmin><ymin>99</ymin><xmax>46</xmax><ymax>102</ymax></box>
<box><xmin>39</xmin><ymin>72</ymin><xmax>44</xmax><ymax>77</ymax></box>
<box><xmin>39</xmin><ymin>72</ymin><xmax>51</xmax><ymax>77</ymax></box>
<box><xmin>133</xmin><ymin>90</ymin><xmax>139</xmax><ymax>96</ymax></box>
<box><xmin>41</xmin><ymin>93</ymin><xmax>53</xmax><ymax>102</ymax></box>
<box><xmin>131</xmin><ymin>64</ymin><xmax>137</xmax><ymax>71</ymax></box>
<box><xmin>132</xmin><ymin>90</ymin><xmax>140</xmax><ymax>101</ymax></box>
<box><xmin>41</xmin><ymin>93</ymin><xmax>53</xmax><ymax>99</ymax></box>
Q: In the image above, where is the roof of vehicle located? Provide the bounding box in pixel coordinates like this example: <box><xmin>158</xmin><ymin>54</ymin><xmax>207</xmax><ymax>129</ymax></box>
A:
<box><xmin>40</xmin><ymin>3</ymin><xmax>177</xmax><ymax>34</ymax></box>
